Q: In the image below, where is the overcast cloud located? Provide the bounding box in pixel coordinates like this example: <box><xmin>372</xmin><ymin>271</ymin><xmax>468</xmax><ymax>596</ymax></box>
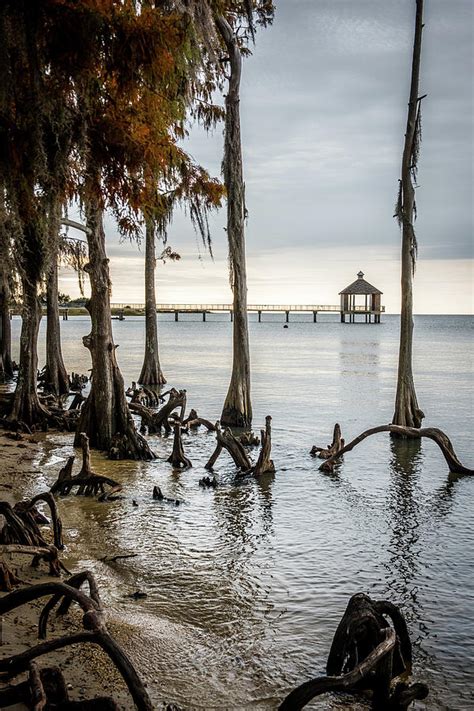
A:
<box><xmin>62</xmin><ymin>0</ymin><xmax>473</xmax><ymax>313</ymax></box>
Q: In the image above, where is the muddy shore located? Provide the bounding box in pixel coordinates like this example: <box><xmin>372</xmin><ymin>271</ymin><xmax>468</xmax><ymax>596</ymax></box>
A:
<box><xmin>0</xmin><ymin>432</ymin><xmax>154</xmax><ymax>710</ymax></box>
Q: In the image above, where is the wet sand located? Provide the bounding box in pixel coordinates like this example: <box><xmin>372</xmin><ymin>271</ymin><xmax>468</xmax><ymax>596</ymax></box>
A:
<box><xmin>0</xmin><ymin>433</ymin><xmax>140</xmax><ymax>710</ymax></box>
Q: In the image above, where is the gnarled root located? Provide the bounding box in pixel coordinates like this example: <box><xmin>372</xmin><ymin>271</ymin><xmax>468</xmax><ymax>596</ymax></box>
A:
<box><xmin>205</xmin><ymin>423</ymin><xmax>252</xmax><ymax>472</ymax></box>
<box><xmin>253</xmin><ymin>416</ymin><xmax>275</xmax><ymax>477</ymax></box>
<box><xmin>0</xmin><ymin>558</ymin><xmax>22</xmax><ymax>591</ymax></box>
<box><xmin>279</xmin><ymin>593</ymin><xmax>428</xmax><ymax>710</ymax></box>
<box><xmin>130</xmin><ymin>388</ymin><xmax>187</xmax><ymax>435</ymax></box>
<box><xmin>0</xmin><ymin>493</ymin><xmax>63</xmax><ymax>551</ymax></box>
<box><xmin>310</xmin><ymin>423</ymin><xmax>345</xmax><ymax>459</ymax></box>
<box><xmin>206</xmin><ymin>416</ymin><xmax>275</xmax><ymax>477</ymax></box>
<box><xmin>50</xmin><ymin>436</ymin><xmax>121</xmax><ymax>498</ymax></box>
<box><xmin>318</xmin><ymin>424</ymin><xmax>473</xmax><ymax>475</ymax></box>
<box><xmin>167</xmin><ymin>422</ymin><xmax>192</xmax><ymax>469</ymax></box>
<box><xmin>0</xmin><ymin>574</ymin><xmax>154</xmax><ymax>711</ymax></box>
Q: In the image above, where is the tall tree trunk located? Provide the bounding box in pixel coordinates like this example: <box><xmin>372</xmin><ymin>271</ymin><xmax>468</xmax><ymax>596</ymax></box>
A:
<box><xmin>217</xmin><ymin>15</ymin><xmax>252</xmax><ymax>429</ymax></box>
<box><xmin>393</xmin><ymin>0</ymin><xmax>425</xmax><ymax>430</ymax></box>
<box><xmin>45</xmin><ymin>256</ymin><xmax>69</xmax><ymax>396</ymax></box>
<box><xmin>8</xmin><ymin>276</ymin><xmax>49</xmax><ymax>426</ymax></box>
<box><xmin>0</xmin><ymin>263</ymin><xmax>13</xmax><ymax>380</ymax></box>
<box><xmin>75</xmin><ymin>197</ymin><xmax>154</xmax><ymax>460</ymax></box>
<box><xmin>138</xmin><ymin>218</ymin><xmax>166</xmax><ymax>386</ymax></box>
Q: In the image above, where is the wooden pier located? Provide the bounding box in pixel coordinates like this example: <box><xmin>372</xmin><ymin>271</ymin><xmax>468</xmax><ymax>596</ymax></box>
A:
<box><xmin>109</xmin><ymin>303</ymin><xmax>385</xmax><ymax>322</ymax></box>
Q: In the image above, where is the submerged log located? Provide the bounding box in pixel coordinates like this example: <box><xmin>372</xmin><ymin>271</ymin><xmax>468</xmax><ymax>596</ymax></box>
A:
<box><xmin>167</xmin><ymin>422</ymin><xmax>192</xmax><ymax>469</ymax></box>
<box><xmin>310</xmin><ymin>423</ymin><xmax>345</xmax><ymax>459</ymax></box>
<box><xmin>318</xmin><ymin>424</ymin><xmax>473</xmax><ymax>475</ymax></box>
<box><xmin>279</xmin><ymin>593</ymin><xmax>428</xmax><ymax>710</ymax></box>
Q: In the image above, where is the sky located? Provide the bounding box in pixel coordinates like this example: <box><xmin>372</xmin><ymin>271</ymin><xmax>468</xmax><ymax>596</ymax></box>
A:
<box><xmin>60</xmin><ymin>0</ymin><xmax>473</xmax><ymax>314</ymax></box>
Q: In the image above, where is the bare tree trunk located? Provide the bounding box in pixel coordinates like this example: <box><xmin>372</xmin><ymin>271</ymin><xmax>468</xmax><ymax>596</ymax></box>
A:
<box><xmin>138</xmin><ymin>218</ymin><xmax>166</xmax><ymax>386</ymax></box>
<box><xmin>45</xmin><ymin>256</ymin><xmax>69</xmax><ymax>396</ymax></box>
<box><xmin>75</xmin><ymin>197</ymin><xmax>154</xmax><ymax>460</ymax></box>
<box><xmin>393</xmin><ymin>0</ymin><xmax>425</xmax><ymax>430</ymax></box>
<box><xmin>217</xmin><ymin>15</ymin><xmax>252</xmax><ymax>429</ymax></box>
<box><xmin>0</xmin><ymin>262</ymin><xmax>13</xmax><ymax>380</ymax></box>
<box><xmin>8</xmin><ymin>276</ymin><xmax>49</xmax><ymax>426</ymax></box>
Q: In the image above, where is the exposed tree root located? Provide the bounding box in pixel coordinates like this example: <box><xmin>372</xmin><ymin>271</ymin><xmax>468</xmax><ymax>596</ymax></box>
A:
<box><xmin>0</xmin><ymin>494</ymin><xmax>63</xmax><ymax>551</ymax></box>
<box><xmin>152</xmin><ymin>486</ymin><xmax>182</xmax><ymax>505</ymax></box>
<box><xmin>205</xmin><ymin>423</ymin><xmax>252</xmax><ymax>472</ymax></box>
<box><xmin>206</xmin><ymin>416</ymin><xmax>275</xmax><ymax>477</ymax></box>
<box><xmin>253</xmin><ymin>416</ymin><xmax>275</xmax><ymax>477</ymax></box>
<box><xmin>128</xmin><ymin>383</ymin><xmax>161</xmax><ymax>407</ymax></box>
<box><xmin>310</xmin><ymin>423</ymin><xmax>345</xmax><ymax>459</ymax></box>
<box><xmin>129</xmin><ymin>388</ymin><xmax>187</xmax><ymax>434</ymax></box>
<box><xmin>0</xmin><ymin>574</ymin><xmax>154</xmax><ymax>710</ymax></box>
<box><xmin>50</xmin><ymin>435</ymin><xmax>122</xmax><ymax>497</ymax></box>
<box><xmin>279</xmin><ymin>593</ymin><xmax>428</xmax><ymax>710</ymax></box>
<box><xmin>0</xmin><ymin>558</ymin><xmax>22</xmax><ymax>591</ymax></box>
<box><xmin>0</xmin><ymin>662</ymin><xmax>120</xmax><ymax>708</ymax></box>
<box><xmin>317</xmin><ymin>424</ymin><xmax>473</xmax><ymax>475</ymax></box>
<box><xmin>0</xmin><ymin>493</ymin><xmax>65</xmax><ymax>587</ymax></box>
<box><xmin>166</xmin><ymin>422</ymin><xmax>192</xmax><ymax>469</ymax></box>
<box><xmin>69</xmin><ymin>372</ymin><xmax>89</xmax><ymax>391</ymax></box>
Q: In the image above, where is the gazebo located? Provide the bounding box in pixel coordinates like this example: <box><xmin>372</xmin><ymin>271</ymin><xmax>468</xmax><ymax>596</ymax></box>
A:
<box><xmin>339</xmin><ymin>271</ymin><xmax>383</xmax><ymax>323</ymax></box>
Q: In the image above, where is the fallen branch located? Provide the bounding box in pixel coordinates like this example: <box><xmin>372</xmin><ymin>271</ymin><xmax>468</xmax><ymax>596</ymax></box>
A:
<box><xmin>318</xmin><ymin>424</ymin><xmax>473</xmax><ymax>475</ymax></box>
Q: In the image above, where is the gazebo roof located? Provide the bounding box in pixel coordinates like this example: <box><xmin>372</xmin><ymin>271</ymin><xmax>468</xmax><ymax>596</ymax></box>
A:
<box><xmin>339</xmin><ymin>271</ymin><xmax>383</xmax><ymax>295</ymax></box>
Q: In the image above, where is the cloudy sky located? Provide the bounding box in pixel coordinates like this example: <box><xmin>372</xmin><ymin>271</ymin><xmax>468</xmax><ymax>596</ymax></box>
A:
<box><xmin>61</xmin><ymin>0</ymin><xmax>473</xmax><ymax>313</ymax></box>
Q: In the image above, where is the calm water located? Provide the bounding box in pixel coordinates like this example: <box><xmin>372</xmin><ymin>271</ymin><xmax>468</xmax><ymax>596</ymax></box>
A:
<box><xmin>9</xmin><ymin>313</ymin><xmax>474</xmax><ymax>710</ymax></box>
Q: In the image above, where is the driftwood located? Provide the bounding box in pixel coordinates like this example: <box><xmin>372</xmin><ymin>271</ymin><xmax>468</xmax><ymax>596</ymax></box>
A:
<box><xmin>129</xmin><ymin>388</ymin><xmax>187</xmax><ymax>434</ymax></box>
<box><xmin>253</xmin><ymin>416</ymin><xmax>275</xmax><ymax>477</ymax></box>
<box><xmin>51</xmin><ymin>434</ymin><xmax>122</xmax><ymax>497</ymax></box>
<box><xmin>0</xmin><ymin>573</ymin><xmax>154</xmax><ymax>711</ymax></box>
<box><xmin>167</xmin><ymin>422</ymin><xmax>192</xmax><ymax>469</ymax></box>
<box><xmin>310</xmin><ymin>423</ymin><xmax>345</xmax><ymax>459</ymax></box>
<box><xmin>279</xmin><ymin>593</ymin><xmax>428</xmax><ymax>710</ymax></box>
<box><xmin>318</xmin><ymin>424</ymin><xmax>473</xmax><ymax>475</ymax></box>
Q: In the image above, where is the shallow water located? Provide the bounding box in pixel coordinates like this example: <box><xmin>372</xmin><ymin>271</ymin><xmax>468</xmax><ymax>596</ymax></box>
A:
<box><xmin>9</xmin><ymin>313</ymin><xmax>474</xmax><ymax>709</ymax></box>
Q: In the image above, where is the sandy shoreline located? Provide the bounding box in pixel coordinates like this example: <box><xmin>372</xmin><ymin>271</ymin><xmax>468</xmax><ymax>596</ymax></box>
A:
<box><xmin>0</xmin><ymin>432</ymin><xmax>149</xmax><ymax>710</ymax></box>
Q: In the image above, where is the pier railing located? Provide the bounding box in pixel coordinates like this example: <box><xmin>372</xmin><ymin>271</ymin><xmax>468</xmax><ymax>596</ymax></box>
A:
<box><xmin>109</xmin><ymin>303</ymin><xmax>385</xmax><ymax>313</ymax></box>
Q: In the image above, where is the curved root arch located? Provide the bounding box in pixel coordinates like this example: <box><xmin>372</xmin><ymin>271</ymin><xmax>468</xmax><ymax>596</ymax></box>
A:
<box><xmin>318</xmin><ymin>425</ymin><xmax>472</xmax><ymax>475</ymax></box>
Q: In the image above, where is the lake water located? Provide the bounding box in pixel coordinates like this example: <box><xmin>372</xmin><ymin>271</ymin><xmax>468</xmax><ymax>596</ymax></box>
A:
<box><xmin>8</xmin><ymin>313</ymin><xmax>474</xmax><ymax>709</ymax></box>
